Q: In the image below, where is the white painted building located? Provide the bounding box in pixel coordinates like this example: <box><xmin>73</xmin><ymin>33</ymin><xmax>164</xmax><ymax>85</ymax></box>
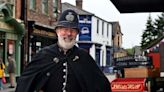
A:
<box><xmin>62</xmin><ymin>3</ymin><xmax>113</xmax><ymax>67</ymax></box>
<box><xmin>89</xmin><ymin>16</ymin><xmax>113</xmax><ymax>66</ymax></box>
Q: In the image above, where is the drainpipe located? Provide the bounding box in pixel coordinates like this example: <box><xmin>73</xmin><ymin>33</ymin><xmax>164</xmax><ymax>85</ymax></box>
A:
<box><xmin>21</xmin><ymin>0</ymin><xmax>29</xmax><ymax>72</ymax></box>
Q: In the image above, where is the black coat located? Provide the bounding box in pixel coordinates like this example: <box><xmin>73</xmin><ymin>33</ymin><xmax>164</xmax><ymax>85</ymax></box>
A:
<box><xmin>15</xmin><ymin>44</ymin><xmax>111</xmax><ymax>92</ymax></box>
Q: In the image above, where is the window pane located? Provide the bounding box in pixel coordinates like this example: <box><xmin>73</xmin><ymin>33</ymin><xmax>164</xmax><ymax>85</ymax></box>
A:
<box><xmin>53</xmin><ymin>0</ymin><xmax>58</xmax><ymax>17</ymax></box>
<box><xmin>30</xmin><ymin>0</ymin><xmax>36</xmax><ymax>10</ymax></box>
<box><xmin>42</xmin><ymin>0</ymin><xmax>48</xmax><ymax>14</ymax></box>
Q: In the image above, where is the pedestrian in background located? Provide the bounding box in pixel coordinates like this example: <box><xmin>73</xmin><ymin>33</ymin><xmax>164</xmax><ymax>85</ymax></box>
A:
<box><xmin>0</xmin><ymin>57</ymin><xmax>5</xmax><ymax>90</ymax></box>
<box><xmin>16</xmin><ymin>9</ymin><xmax>111</xmax><ymax>92</ymax></box>
<box><xmin>7</xmin><ymin>54</ymin><xmax>16</xmax><ymax>88</ymax></box>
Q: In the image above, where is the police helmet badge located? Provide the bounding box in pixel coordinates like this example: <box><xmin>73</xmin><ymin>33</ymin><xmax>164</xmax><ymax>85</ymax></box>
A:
<box><xmin>65</xmin><ymin>12</ymin><xmax>74</xmax><ymax>22</ymax></box>
<box><xmin>55</xmin><ymin>9</ymin><xmax>79</xmax><ymax>32</ymax></box>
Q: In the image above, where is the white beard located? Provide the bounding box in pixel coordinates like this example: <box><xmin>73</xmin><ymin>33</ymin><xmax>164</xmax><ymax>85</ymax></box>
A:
<box><xmin>57</xmin><ymin>35</ymin><xmax>76</xmax><ymax>50</ymax></box>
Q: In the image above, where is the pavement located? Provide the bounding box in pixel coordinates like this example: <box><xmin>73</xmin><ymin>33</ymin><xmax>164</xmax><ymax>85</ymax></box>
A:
<box><xmin>0</xmin><ymin>83</ymin><xmax>15</xmax><ymax>92</ymax></box>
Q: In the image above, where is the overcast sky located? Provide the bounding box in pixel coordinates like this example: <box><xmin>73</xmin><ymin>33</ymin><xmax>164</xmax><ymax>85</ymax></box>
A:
<box><xmin>62</xmin><ymin>0</ymin><xmax>162</xmax><ymax>49</ymax></box>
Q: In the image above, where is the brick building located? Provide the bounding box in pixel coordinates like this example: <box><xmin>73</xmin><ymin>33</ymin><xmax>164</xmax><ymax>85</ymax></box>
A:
<box><xmin>0</xmin><ymin>0</ymin><xmax>62</xmax><ymax>74</ymax></box>
<box><xmin>111</xmin><ymin>22</ymin><xmax>127</xmax><ymax>58</ymax></box>
<box><xmin>21</xmin><ymin>0</ymin><xmax>61</xmax><ymax>71</ymax></box>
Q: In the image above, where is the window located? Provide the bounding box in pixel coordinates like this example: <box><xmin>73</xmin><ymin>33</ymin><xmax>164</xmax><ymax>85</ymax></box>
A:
<box><xmin>97</xmin><ymin>19</ymin><xmax>99</xmax><ymax>34</ymax></box>
<box><xmin>96</xmin><ymin>49</ymin><xmax>101</xmax><ymax>66</ymax></box>
<box><xmin>102</xmin><ymin>21</ymin><xmax>104</xmax><ymax>35</ymax></box>
<box><xmin>30</xmin><ymin>0</ymin><xmax>36</xmax><ymax>10</ymax></box>
<box><xmin>53</xmin><ymin>0</ymin><xmax>58</xmax><ymax>17</ymax></box>
<box><xmin>42</xmin><ymin>0</ymin><xmax>48</xmax><ymax>14</ymax></box>
<box><xmin>107</xmin><ymin>24</ymin><xmax>109</xmax><ymax>37</ymax></box>
<box><xmin>7</xmin><ymin>40</ymin><xmax>15</xmax><ymax>55</ymax></box>
<box><xmin>118</xmin><ymin>36</ymin><xmax>120</xmax><ymax>47</ymax></box>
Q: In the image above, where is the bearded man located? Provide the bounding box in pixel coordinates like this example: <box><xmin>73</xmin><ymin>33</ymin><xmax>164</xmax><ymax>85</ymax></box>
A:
<box><xmin>15</xmin><ymin>9</ymin><xmax>111</xmax><ymax>92</ymax></box>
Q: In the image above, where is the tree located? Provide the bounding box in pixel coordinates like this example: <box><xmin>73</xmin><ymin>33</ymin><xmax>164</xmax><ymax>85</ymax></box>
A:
<box><xmin>141</xmin><ymin>12</ymin><xmax>164</xmax><ymax>50</ymax></box>
<box><xmin>154</xmin><ymin>12</ymin><xmax>164</xmax><ymax>36</ymax></box>
<box><xmin>141</xmin><ymin>14</ymin><xmax>155</xmax><ymax>49</ymax></box>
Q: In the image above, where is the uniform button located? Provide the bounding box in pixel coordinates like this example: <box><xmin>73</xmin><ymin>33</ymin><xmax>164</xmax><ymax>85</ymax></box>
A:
<box><xmin>46</xmin><ymin>72</ymin><xmax>50</xmax><ymax>76</ymax></box>
<box><xmin>63</xmin><ymin>63</ymin><xmax>66</xmax><ymax>66</ymax></box>
<box><xmin>63</xmin><ymin>82</ymin><xmax>66</xmax><ymax>86</ymax></box>
<box><xmin>63</xmin><ymin>69</ymin><xmax>66</xmax><ymax>72</ymax></box>
<box><xmin>63</xmin><ymin>75</ymin><xmax>66</xmax><ymax>78</ymax></box>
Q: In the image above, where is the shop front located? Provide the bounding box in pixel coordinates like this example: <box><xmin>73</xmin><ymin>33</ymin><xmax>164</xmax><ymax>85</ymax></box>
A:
<box><xmin>29</xmin><ymin>24</ymin><xmax>57</xmax><ymax>61</ymax></box>
<box><xmin>0</xmin><ymin>3</ymin><xmax>24</xmax><ymax>75</ymax></box>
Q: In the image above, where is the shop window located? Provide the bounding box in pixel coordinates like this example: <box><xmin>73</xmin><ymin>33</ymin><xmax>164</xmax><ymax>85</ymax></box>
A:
<box><xmin>7</xmin><ymin>40</ymin><xmax>15</xmax><ymax>55</ymax></box>
<box><xmin>106</xmin><ymin>50</ymin><xmax>111</xmax><ymax>66</ymax></box>
<box><xmin>96</xmin><ymin>49</ymin><xmax>101</xmax><ymax>66</ymax></box>
<box><xmin>36</xmin><ymin>42</ymin><xmax>41</xmax><ymax>53</ymax></box>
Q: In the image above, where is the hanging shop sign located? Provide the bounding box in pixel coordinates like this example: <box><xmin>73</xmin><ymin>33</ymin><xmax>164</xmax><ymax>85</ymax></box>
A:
<box><xmin>79</xmin><ymin>15</ymin><xmax>91</xmax><ymax>41</ymax></box>
<box><xmin>32</xmin><ymin>28</ymin><xmax>56</xmax><ymax>37</ymax></box>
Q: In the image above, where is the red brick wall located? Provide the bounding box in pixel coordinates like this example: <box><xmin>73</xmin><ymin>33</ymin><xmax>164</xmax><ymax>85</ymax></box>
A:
<box><xmin>27</xmin><ymin>0</ymin><xmax>61</xmax><ymax>26</ymax></box>
<box><xmin>15</xmin><ymin>0</ymin><xmax>22</xmax><ymax>19</ymax></box>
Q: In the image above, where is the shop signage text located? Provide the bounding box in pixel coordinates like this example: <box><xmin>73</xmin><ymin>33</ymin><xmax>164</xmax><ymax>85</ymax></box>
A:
<box><xmin>33</xmin><ymin>28</ymin><xmax>56</xmax><ymax>37</ymax></box>
<box><xmin>111</xmin><ymin>83</ymin><xmax>144</xmax><ymax>91</ymax></box>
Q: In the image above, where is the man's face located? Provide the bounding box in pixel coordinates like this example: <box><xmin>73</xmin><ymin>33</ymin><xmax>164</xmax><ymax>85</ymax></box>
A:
<box><xmin>56</xmin><ymin>27</ymin><xmax>78</xmax><ymax>50</ymax></box>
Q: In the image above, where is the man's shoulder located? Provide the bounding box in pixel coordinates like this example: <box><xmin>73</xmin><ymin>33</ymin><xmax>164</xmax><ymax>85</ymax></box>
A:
<box><xmin>43</xmin><ymin>44</ymin><xmax>57</xmax><ymax>50</ymax></box>
<box><xmin>40</xmin><ymin>44</ymin><xmax>57</xmax><ymax>53</ymax></box>
<box><xmin>75</xmin><ymin>47</ymin><xmax>91</xmax><ymax>57</ymax></box>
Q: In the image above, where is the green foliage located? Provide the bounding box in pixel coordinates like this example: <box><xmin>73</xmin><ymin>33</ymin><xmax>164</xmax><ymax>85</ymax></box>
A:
<box><xmin>125</xmin><ymin>48</ymin><xmax>134</xmax><ymax>55</ymax></box>
<box><xmin>141</xmin><ymin>15</ymin><xmax>155</xmax><ymax>49</ymax></box>
<box><xmin>141</xmin><ymin>12</ymin><xmax>164</xmax><ymax>50</ymax></box>
<box><xmin>154</xmin><ymin>12</ymin><xmax>164</xmax><ymax>33</ymax></box>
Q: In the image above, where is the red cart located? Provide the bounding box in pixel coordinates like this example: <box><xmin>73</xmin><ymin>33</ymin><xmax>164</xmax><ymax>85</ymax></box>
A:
<box><xmin>111</xmin><ymin>78</ymin><xmax>147</xmax><ymax>92</ymax></box>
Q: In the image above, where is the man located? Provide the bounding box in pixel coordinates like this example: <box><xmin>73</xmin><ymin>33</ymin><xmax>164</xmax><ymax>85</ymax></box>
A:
<box><xmin>15</xmin><ymin>9</ymin><xmax>111</xmax><ymax>92</ymax></box>
<box><xmin>7</xmin><ymin>54</ymin><xmax>16</xmax><ymax>88</ymax></box>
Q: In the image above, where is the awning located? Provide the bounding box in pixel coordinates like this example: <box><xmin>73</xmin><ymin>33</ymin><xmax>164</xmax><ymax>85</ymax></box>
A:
<box><xmin>0</xmin><ymin>3</ymin><xmax>25</xmax><ymax>36</ymax></box>
<box><xmin>111</xmin><ymin>78</ymin><xmax>146</xmax><ymax>92</ymax></box>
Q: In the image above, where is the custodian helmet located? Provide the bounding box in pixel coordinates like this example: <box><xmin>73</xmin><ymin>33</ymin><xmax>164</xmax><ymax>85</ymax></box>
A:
<box><xmin>55</xmin><ymin>9</ymin><xmax>79</xmax><ymax>32</ymax></box>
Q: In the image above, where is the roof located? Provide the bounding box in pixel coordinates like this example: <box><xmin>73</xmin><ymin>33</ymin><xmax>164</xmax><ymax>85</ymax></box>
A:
<box><xmin>62</xmin><ymin>2</ymin><xmax>94</xmax><ymax>15</ymax></box>
<box><xmin>142</xmin><ymin>35</ymin><xmax>164</xmax><ymax>50</ymax></box>
<box><xmin>62</xmin><ymin>2</ymin><xmax>116</xmax><ymax>23</ymax></box>
<box><xmin>111</xmin><ymin>22</ymin><xmax>123</xmax><ymax>35</ymax></box>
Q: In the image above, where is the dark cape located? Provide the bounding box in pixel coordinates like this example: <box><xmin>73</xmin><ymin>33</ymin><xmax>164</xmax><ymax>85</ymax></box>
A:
<box><xmin>15</xmin><ymin>44</ymin><xmax>111</xmax><ymax>92</ymax></box>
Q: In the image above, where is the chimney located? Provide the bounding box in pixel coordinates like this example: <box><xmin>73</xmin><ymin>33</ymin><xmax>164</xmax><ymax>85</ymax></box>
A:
<box><xmin>76</xmin><ymin>0</ymin><xmax>83</xmax><ymax>9</ymax></box>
